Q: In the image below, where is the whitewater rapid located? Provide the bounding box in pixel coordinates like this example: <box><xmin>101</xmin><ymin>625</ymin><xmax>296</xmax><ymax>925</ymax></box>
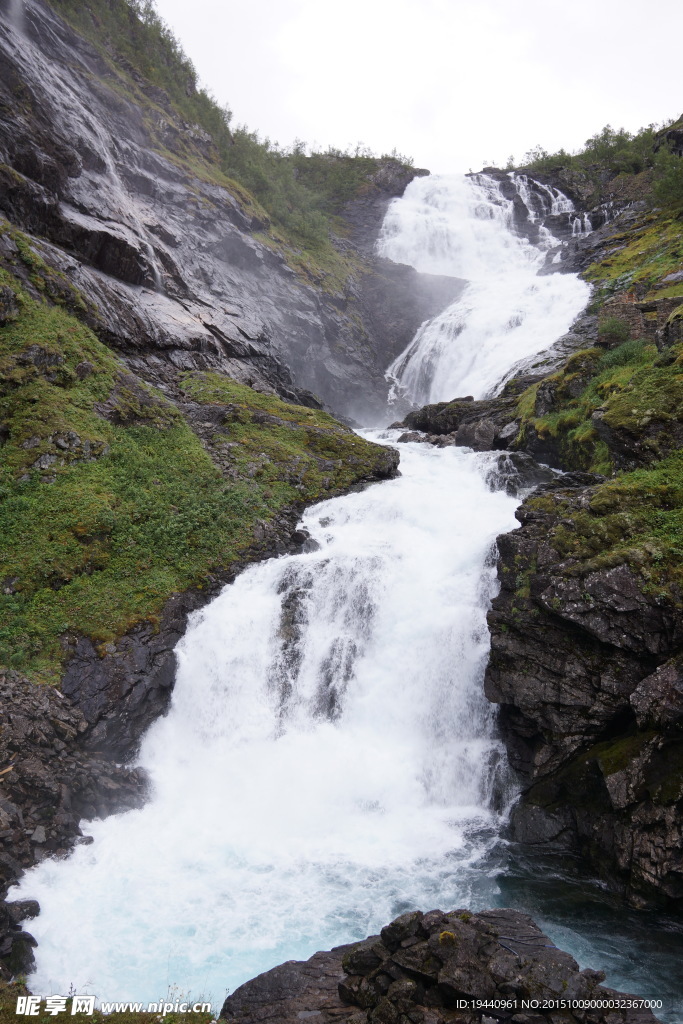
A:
<box><xmin>15</xmin><ymin>170</ymin><xmax>594</xmax><ymax>1009</ymax></box>
<box><xmin>378</xmin><ymin>173</ymin><xmax>590</xmax><ymax>405</ymax></box>
<box><xmin>17</xmin><ymin>442</ymin><xmax>520</xmax><ymax>1005</ymax></box>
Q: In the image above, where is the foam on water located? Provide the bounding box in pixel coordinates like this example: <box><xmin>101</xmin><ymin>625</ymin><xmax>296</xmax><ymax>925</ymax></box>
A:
<box><xmin>16</xmin><ymin>440</ymin><xmax>520</xmax><ymax>1006</ymax></box>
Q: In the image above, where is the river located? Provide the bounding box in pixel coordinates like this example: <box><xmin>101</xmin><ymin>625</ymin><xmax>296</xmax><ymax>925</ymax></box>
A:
<box><xmin>13</xmin><ymin>173</ymin><xmax>683</xmax><ymax>1020</ymax></box>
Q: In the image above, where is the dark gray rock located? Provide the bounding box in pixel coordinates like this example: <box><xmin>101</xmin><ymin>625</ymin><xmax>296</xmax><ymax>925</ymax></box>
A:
<box><xmin>0</xmin><ymin>0</ymin><xmax>454</xmax><ymax>425</ymax></box>
<box><xmin>394</xmin><ymin>375</ymin><xmax>540</xmax><ymax>451</ymax></box>
<box><xmin>0</xmin><ymin>669</ymin><xmax>147</xmax><ymax>978</ymax></box>
<box><xmin>0</xmin><ymin>283</ymin><xmax>18</xmax><ymax>324</ymax></box>
<box><xmin>485</xmin><ymin>477</ymin><xmax>683</xmax><ymax>908</ymax></box>
<box><xmin>630</xmin><ymin>657</ymin><xmax>683</xmax><ymax>729</ymax></box>
<box><xmin>220</xmin><ymin>908</ymin><xmax>661</xmax><ymax>1023</ymax></box>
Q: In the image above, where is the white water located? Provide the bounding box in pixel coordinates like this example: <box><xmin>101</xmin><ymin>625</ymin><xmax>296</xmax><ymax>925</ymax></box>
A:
<box><xmin>379</xmin><ymin>173</ymin><xmax>590</xmax><ymax>405</ymax></box>
<box><xmin>17</xmin><ymin>442</ymin><xmax>520</xmax><ymax>1006</ymax></box>
<box><xmin>16</xmin><ymin>169</ymin><xmax>594</xmax><ymax>1008</ymax></box>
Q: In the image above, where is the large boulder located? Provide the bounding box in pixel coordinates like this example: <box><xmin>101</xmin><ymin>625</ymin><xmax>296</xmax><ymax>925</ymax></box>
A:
<box><xmin>220</xmin><ymin>908</ymin><xmax>661</xmax><ymax>1023</ymax></box>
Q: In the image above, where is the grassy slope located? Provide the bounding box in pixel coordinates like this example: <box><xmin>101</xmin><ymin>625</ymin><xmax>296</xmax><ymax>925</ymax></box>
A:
<box><xmin>584</xmin><ymin>210</ymin><xmax>683</xmax><ymax>303</ymax></box>
<box><xmin>516</xmin><ymin>339</ymin><xmax>683</xmax><ymax>472</ymax></box>
<box><xmin>0</xmin><ymin>225</ymin><xmax>394</xmax><ymax>685</ymax></box>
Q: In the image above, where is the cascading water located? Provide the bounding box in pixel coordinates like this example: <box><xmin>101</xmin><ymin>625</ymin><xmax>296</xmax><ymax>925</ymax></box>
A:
<box><xmin>13</xmin><ymin>166</ymin><xmax>683</xmax><ymax>1020</ymax></box>
<box><xmin>379</xmin><ymin>173</ymin><xmax>590</xmax><ymax>406</ymax></box>
<box><xmin>15</xmin><ymin>442</ymin><xmax>520</xmax><ymax>1005</ymax></box>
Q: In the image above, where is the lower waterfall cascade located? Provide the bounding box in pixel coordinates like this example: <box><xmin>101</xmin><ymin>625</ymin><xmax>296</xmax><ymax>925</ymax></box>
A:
<box><xmin>378</xmin><ymin>172</ymin><xmax>591</xmax><ymax>406</ymax></box>
<box><xmin>12</xmin><ymin>172</ymin><xmax>683</xmax><ymax>1021</ymax></box>
<box><xmin>15</xmin><ymin>442</ymin><xmax>521</xmax><ymax>1003</ymax></box>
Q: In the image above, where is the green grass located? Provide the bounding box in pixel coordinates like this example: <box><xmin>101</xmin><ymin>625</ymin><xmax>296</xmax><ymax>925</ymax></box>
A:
<box><xmin>179</xmin><ymin>370</ymin><xmax>392</xmax><ymax>497</ymax></box>
<box><xmin>0</xmin><ymin>256</ymin><xmax>393</xmax><ymax>685</ymax></box>
<box><xmin>584</xmin><ymin>212</ymin><xmax>683</xmax><ymax>300</ymax></box>
<box><xmin>514</xmin><ymin>339</ymin><xmax>681</xmax><ymax>473</ymax></box>
<box><xmin>524</xmin><ymin>450</ymin><xmax>683</xmax><ymax>597</ymax></box>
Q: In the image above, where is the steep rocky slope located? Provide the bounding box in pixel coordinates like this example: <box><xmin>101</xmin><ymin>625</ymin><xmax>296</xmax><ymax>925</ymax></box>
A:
<box><xmin>394</xmin><ymin>149</ymin><xmax>683</xmax><ymax>909</ymax></box>
<box><xmin>0</xmin><ymin>0</ymin><xmax>461</xmax><ymax>424</ymax></box>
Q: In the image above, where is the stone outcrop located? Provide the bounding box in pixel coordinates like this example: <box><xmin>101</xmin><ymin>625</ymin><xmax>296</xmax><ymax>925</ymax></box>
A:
<box><xmin>393</xmin><ymin>376</ymin><xmax>538</xmax><ymax>453</ymax></box>
<box><xmin>484</xmin><ymin>476</ymin><xmax>683</xmax><ymax>909</ymax></box>
<box><xmin>220</xmin><ymin>908</ymin><xmax>661</xmax><ymax>1023</ymax></box>
<box><xmin>0</xmin><ymin>669</ymin><xmax>147</xmax><ymax>977</ymax></box>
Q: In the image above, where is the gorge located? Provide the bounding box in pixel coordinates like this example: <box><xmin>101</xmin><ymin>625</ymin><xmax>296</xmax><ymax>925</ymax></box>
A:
<box><xmin>1</xmin><ymin>0</ymin><xmax>683</xmax><ymax>1021</ymax></box>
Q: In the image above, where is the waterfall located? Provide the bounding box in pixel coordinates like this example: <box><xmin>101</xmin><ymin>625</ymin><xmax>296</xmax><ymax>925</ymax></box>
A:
<box><xmin>378</xmin><ymin>173</ymin><xmax>590</xmax><ymax>406</ymax></box>
<box><xmin>15</xmin><ymin>441</ymin><xmax>520</xmax><ymax>1006</ymax></box>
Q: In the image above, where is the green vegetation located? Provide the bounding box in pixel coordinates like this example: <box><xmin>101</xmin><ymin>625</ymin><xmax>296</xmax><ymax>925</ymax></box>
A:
<box><xmin>521</xmin><ymin>123</ymin><xmax>664</xmax><ymax>178</ymax></box>
<box><xmin>178</xmin><ymin>369</ymin><xmax>393</xmax><ymax>498</ymax></box>
<box><xmin>515</xmin><ymin>338</ymin><xmax>680</xmax><ymax>474</ymax></box>
<box><xmin>584</xmin><ymin>212</ymin><xmax>683</xmax><ymax>301</ymax></box>
<box><xmin>46</xmin><ymin>0</ymin><xmax>413</xmax><ymax>263</ymax></box>
<box><xmin>597</xmin><ymin>316</ymin><xmax>631</xmax><ymax>346</ymax></box>
<box><xmin>596</xmin><ymin>337</ymin><xmax>649</xmax><ymax>369</ymax></box>
<box><xmin>524</xmin><ymin>450</ymin><xmax>683</xmax><ymax>597</ymax></box>
<box><xmin>0</xmin><ymin>236</ymin><xmax>393</xmax><ymax>684</ymax></box>
<box><xmin>652</xmin><ymin>148</ymin><xmax>683</xmax><ymax>216</ymax></box>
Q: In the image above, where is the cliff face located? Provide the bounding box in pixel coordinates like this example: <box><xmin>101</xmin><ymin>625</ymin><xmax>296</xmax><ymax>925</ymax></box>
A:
<box><xmin>0</xmin><ymin>0</ymin><xmax>461</xmax><ymax>425</ymax></box>
<box><xmin>485</xmin><ymin>478</ymin><xmax>683</xmax><ymax>908</ymax></box>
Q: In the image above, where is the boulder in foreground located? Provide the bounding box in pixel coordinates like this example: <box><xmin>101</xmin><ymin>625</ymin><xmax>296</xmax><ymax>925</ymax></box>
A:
<box><xmin>220</xmin><ymin>907</ymin><xmax>660</xmax><ymax>1023</ymax></box>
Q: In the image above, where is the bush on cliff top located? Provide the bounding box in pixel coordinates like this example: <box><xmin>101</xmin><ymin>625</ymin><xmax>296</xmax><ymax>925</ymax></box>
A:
<box><xmin>521</xmin><ymin>123</ymin><xmax>664</xmax><ymax>177</ymax></box>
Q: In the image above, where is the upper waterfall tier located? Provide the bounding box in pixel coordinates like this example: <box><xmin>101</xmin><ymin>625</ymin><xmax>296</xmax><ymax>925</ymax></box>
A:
<box><xmin>378</xmin><ymin>173</ymin><xmax>590</xmax><ymax>405</ymax></box>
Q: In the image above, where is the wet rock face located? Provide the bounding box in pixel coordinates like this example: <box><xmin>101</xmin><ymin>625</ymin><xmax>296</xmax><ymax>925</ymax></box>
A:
<box><xmin>393</xmin><ymin>375</ymin><xmax>541</xmax><ymax>453</ymax></box>
<box><xmin>0</xmin><ymin>669</ymin><xmax>147</xmax><ymax>978</ymax></box>
<box><xmin>484</xmin><ymin>478</ymin><xmax>683</xmax><ymax>908</ymax></box>
<box><xmin>0</xmin><ymin>1</ymin><xmax>454</xmax><ymax>424</ymax></box>
<box><xmin>220</xmin><ymin>908</ymin><xmax>661</xmax><ymax>1023</ymax></box>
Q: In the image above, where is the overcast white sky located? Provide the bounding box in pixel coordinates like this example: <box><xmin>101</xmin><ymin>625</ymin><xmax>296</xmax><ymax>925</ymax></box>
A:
<box><xmin>154</xmin><ymin>0</ymin><xmax>682</xmax><ymax>173</ymax></box>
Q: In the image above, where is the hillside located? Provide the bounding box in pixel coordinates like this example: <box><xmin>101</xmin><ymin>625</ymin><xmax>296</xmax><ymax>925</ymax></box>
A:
<box><xmin>1</xmin><ymin>0</ymin><xmax>683</xmax><ymax>1001</ymax></box>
